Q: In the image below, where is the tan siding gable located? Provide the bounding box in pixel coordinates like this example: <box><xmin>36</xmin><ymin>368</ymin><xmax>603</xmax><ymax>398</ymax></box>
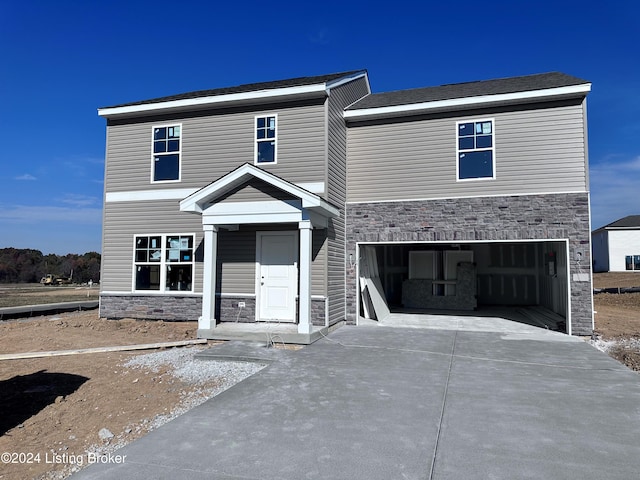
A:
<box><xmin>346</xmin><ymin>101</ymin><xmax>588</xmax><ymax>203</ymax></box>
<box><xmin>216</xmin><ymin>178</ymin><xmax>298</xmax><ymax>204</ymax></box>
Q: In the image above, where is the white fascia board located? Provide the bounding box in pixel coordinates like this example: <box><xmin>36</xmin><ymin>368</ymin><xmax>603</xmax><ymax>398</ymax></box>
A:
<box><xmin>344</xmin><ymin>84</ymin><xmax>592</xmax><ymax>120</ymax></box>
<box><xmin>296</xmin><ymin>181</ymin><xmax>325</xmax><ymax>194</ymax></box>
<box><xmin>106</xmin><ymin>188</ymin><xmax>198</xmax><ymax>203</ymax></box>
<box><xmin>98</xmin><ymin>84</ymin><xmax>328</xmax><ymax>118</ymax></box>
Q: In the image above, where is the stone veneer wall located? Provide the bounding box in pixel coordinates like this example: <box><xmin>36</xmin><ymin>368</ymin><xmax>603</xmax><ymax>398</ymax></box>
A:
<box><xmin>101</xmin><ymin>294</ymin><xmax>326</xmax><ymax>327</ymax></box>
<box><xmin>219</xmin><ymin>296</ymin><xmax>326</xmax><ymax>326</ymax></box>
<box><xmin>100</xmin><ymin>294</ymin><xmax>201</xmax><ymax>321</ymax></box>
<box><xmin>345</xmin><ymin>193</ymin><xmax>593</xmax><ymax>335</ymax></box>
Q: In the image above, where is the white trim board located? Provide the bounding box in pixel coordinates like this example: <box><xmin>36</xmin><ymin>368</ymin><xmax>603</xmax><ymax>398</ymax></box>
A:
<box><xmin>105</xmin><ymin>182</ymin><xmax>325</xmax><ymax>204</ymax></box>
<box><xmin>99</xmin><ymin>84</ymin><xmax>328</xmax><ymax>118</ymax></box>
<box><xmin>344</xmin><ymin>84</ymin><xmax>591</xmax><ymax>121</ymax></box>
<box><xmin>346</xmin><ymin>189</ymin><xmax>588</xmax><ymax>205</ymax></box>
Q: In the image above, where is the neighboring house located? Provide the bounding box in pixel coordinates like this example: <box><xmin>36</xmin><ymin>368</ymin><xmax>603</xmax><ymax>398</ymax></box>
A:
<box><xmin>592</xmin><ymin>215</ymin><xmax>640</xmax><ymax>272</ymax></box>
<box><xmin>97</xmin><ymin>70</ymin><xmax>594</xmax><ymax>339</ymax></box>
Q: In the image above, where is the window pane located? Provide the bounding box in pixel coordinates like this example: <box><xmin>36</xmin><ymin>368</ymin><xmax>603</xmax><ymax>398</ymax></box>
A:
<box><xmin>459</xmin><ymin>137</ymin><xmax>475</xmax><ymax>150</ymax></box>
<box><xmin>635</xmin><ymin>255</ymin><xmax>640</xmax><ymax>270</ymax></box>
<box><xmin>136</xmin><ymin>237</ymin><xmax>149</xmax><ymax>248</ymax></box>
<box><xmin>626</xmin><ymin>256</ymin><xmax>633</xmax><ymax>270</ymax></box>
<box><xmin>459</xmin><ymin>151</ymin><xmax>493</xmax><ymax>179</ymax></box>
<box><xmin>154</xmin><ymin>154</ymin><xmax>179</xmax><ymax>181</ymax></box>
<box><xmin>476</xmin><ymin>135</ymin><xmax>492</xmax><ymax>148</ymax></box>
<box><xmin>154</xmin><ymin>127</ymin><xmax>166</xmax><ymax>141</ymax></box>
<box><xmin>166</xmin><ymin>265</ymin><xmax>192</xmax><ymax>291</ymax></box>
<box><xmin>167</xmin><ymin>139</ymin><xmax>180</xmax><ymax>151</ymax></box>
<box><xmin>150</xmin><ymin>249</ymin><xmax>162</xmax><ymax>261</ymax></box>
<box><xmin>136</xmin><ymin>265</ymin><xmax>160</xmax><ymax>290</ymax></box>
<box><xmin>257</xmin><ymin>141</ymin><xmax>275</xmax><ymax>163</ymax></box>
<box><xmin>135</xmin><ymin>250</ymin><xmax>147</xmax><ymax>262</ymax></box>
<box><xmin>459</xmin><ymin>123</ymin><xmax>474</xmax><ymax>136</ymax></box>
<box><xmin>480</xmin><ymin>121</ymin><xmax>492</xmax><ymax>134</ymax></box>
<box><xmin>168</xmin><ymin>126</ymin><xmax>180</xmax><ymax>138</ymax></box>
<box><xmin>257</xmin><ymin>129</ymin><xmax>266</xmax><ymax>139</ymax></box>
<box><xmin>154</xmin><ymin>141</ymin><xmax>167</xmax><ymax>153</ymax></box>
<box><xmin>266</xmin><ymin>128</ymin><xmax>275</xmax><ymax>139</ymax></box>
<box><xmin>257</xmin><ymin>117</ymin><xmax>266</xmax><ymax>128</ymax></box>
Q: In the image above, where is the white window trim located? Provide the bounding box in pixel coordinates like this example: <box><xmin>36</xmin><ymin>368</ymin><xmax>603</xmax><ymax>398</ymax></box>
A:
<box><xmin>151</xmin><ymin>123</ymin><xmax>183</xmax><ymax>184</ymax></box>
<box><xmin>254</xmin><ymin>114</ymin><xmax>277</xmax><ymax>165</ymax></box>
<box><xmin>456</xmin><ymin>118</ymin><xmax>496</xmax><ymax>182</ymax></box>
<box><xmin>132</xmin><ymin>233</ymin><xmax>196</xmax><ymax>293</ymax></box>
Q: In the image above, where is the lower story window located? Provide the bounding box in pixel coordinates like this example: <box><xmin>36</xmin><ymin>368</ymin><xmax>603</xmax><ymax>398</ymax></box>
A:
<box><xmin>134</xmin><ymin>234</ymin><xmax>194</xmax><ymax>292</ymax></box>
<box><xmin>625</xmin><ymin>255</ymin><xmax>640</xmax><ymax>271</ymax></box>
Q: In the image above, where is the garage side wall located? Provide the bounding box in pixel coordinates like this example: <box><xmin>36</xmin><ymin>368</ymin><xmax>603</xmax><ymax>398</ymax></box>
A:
<box><xmin>345</xmin><ymin>193</ymin><xmax>593</xmax><ymax>335</ymax></box>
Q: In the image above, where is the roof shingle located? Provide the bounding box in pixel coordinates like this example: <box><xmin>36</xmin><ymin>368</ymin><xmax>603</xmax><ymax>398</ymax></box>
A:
<box><xmin>347</xmin><ymin>72</ymin><xmax>589</xmax><ymax>110</ymax></box>
<box><xmin>597</xmin><ymin>215</ymin><xmax>640</xmax><ymax>230</ymax></box>
<box><xmin>102</xmin><ymin>70</ymin><xmax>366</xmax><ymax>109</ymax></box>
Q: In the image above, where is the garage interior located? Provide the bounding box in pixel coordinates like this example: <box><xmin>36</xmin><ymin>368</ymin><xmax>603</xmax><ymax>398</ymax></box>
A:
<box><xmin>358</xmin><ymin>241</ymin><xmax>569</xmax><ymax>333</ymax></box>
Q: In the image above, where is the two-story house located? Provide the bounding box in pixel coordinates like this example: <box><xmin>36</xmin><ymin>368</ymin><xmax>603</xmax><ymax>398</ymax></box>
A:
<box><xmin>97</xmin><ymin>70</ymin><xmax>593</xmax><ymax>340</ymax></box>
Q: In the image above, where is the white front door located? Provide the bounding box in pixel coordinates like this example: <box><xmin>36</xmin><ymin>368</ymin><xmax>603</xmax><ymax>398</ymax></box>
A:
<box><xmin>257</xmin><ymin>232</ymin><xmax>298</xmax><ymax>322</ymax></box>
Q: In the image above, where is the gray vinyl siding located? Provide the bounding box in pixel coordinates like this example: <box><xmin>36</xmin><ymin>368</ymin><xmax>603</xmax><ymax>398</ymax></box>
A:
<box><xmin>102</xmin><ymin>205</ymin><xmax>326</xmax><ymax>296</ymax></box>
<box><xmin>101</xmin><ymin>200</ymin><xmax>204</xmax><ymax>292</ymax></box>
<box><xmin>217</xmin><ymin>178</ymin><xmax>297</xmax><ymax>204</ymax></box>
<box><xmin>104</xmin><ymin>101</ymin><xmax>327</xmax><ymax>194</ymax></box>
<box><xmin>346</xmin><ymin>100</ymin><xmax>589</xmax><ymax>203</ymax></box>
<box><xmin>325</xmin><ymin>77</ymin><xmax>371</xmax><ymax>324</ymax></box>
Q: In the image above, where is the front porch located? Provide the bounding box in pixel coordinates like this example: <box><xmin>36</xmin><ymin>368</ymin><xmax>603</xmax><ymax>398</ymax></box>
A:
<box><xmin>197</xmin><ymin>321</ymin><xmax>340</xmax><ymax>345</ymax></box>
<box><xmin>180</xmin><ymin>163</ymin><xmax>340</xmax><ymax>339</ymax></box>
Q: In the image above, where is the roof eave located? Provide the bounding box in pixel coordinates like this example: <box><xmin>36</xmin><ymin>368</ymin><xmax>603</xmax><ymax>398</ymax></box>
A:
<box><xmin>344</xmin><ymin>83</ymin><xmax>592</xmax><ymax>121</ymax></box>
<box><xmin>98</xmin><ymin>83</ymin><xmax>329</xmax><ymax>119</ymax></box>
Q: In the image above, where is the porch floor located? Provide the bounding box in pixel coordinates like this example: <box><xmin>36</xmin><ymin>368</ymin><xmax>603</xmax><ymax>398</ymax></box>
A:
<box><xmin>197</xmin><ymin>322</ymin><xmax>337</xmax><ymax>345</ymax></box>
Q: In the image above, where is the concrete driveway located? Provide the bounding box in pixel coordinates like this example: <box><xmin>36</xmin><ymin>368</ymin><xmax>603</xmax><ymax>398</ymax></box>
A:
<box><xmin>71</xmin><ymin>322</ymin><xmax>640</xmax><ymax>479</ymax></box>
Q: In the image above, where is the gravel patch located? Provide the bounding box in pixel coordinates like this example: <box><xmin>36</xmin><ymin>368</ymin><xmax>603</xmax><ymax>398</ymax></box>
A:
<box><xmin>45</xmin><ymin>346</ymin><xmax>266</xmax><ymax>480</ymax></box>
<box><xmin>589</xmin><ymin>335</ymin><xmax>640</xmax><ymax>354</ymax></box>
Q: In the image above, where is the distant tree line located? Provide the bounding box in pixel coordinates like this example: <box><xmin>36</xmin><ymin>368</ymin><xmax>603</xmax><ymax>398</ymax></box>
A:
<box><xmin>0</xmin><ymin>248</ymin><xmax>100</xmax><ymax>284</ymax></box>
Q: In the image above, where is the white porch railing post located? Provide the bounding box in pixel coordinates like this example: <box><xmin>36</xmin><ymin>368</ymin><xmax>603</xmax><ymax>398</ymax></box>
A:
<box><xmin>200</xmin><ymin>224</ymin><xmax>218</xmax><ymax>331</ymax></box>
<box><xmin>298</xmin><ymin>220</ymin><xmax>313</xmax><ymax>334</ymax></box>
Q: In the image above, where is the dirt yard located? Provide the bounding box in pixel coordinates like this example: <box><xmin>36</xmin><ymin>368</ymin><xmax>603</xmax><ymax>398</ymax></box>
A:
<box><xmin>591</xmin><ymin>272</ymin><xmax>640</xmax><ymax>371</ymax></box>
<box><xmin>1</xmin><ymin>276</ymin><xmax>640</xmax><ymax>479</ymax></box>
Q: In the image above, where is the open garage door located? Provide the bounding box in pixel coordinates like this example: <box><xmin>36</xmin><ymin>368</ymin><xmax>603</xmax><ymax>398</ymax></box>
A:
<box><xmin>357</xmin><ymin>240</ymin><xmax>569</xmax><ymax>333</ymax></box>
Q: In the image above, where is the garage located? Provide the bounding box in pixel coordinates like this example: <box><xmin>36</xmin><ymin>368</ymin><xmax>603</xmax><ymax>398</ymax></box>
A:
<box><xmin>357</xmin><ymin>240</ymin><xmax>571</xmax><ymax>333</ymax></box>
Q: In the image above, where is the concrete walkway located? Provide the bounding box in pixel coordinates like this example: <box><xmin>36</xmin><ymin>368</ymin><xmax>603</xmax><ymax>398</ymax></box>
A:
<box><xmin>71</xmin><ymin>323</ymin><xmax>640</xmax><ymax>479</ymax></box>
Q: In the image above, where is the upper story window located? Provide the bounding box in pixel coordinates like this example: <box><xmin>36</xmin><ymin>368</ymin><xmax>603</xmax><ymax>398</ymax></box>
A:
<box><xmin>153</xmin><ymin>125</ymin><xmax>181</xmax><ymax>182</ymax></box>
<box><xmin>457</xmin><ymin>119</ymin><xmax>495</xmax><ymax>181</ymax></box>
<box><xmin>255</xmin><ymin>115</ymin><xmax>277</xmax><ymax>164</ymax></box>
<box><xmin>134</xmin><ymin>234</ymin><xmax>194</xmax><ymax>292</ymax></box>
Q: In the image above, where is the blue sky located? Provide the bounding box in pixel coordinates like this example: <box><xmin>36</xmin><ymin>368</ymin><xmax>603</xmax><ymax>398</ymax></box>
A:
<box><xmin>1</xmin><ymin>0</ymin><xmax>638</xmax><ymax>254</ymax></box>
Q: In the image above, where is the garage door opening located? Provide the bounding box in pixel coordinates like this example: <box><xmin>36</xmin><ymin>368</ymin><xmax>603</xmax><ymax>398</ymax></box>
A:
<box><xmin>358</xmin><ymin>241</ymin><xmax>569</xmax><ymax>333</ymax></box>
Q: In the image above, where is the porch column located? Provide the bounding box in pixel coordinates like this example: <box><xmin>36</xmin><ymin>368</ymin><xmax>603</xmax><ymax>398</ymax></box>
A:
<box><xmin>298</xmin><ymin>220</ymin><xmax>313</xmax><ymax>334</ymax></box>
<box><xmin>200</xmin><ymin>224</ymin><xmax>218</xmax><ymax>331</ymax></box>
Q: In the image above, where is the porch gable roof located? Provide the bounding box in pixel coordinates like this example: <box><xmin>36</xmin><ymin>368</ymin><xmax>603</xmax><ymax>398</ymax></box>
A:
<box><xmin>179</xmin><ymin>163</ymin><xmax>339</xmax><ymax>219</ymax></box>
